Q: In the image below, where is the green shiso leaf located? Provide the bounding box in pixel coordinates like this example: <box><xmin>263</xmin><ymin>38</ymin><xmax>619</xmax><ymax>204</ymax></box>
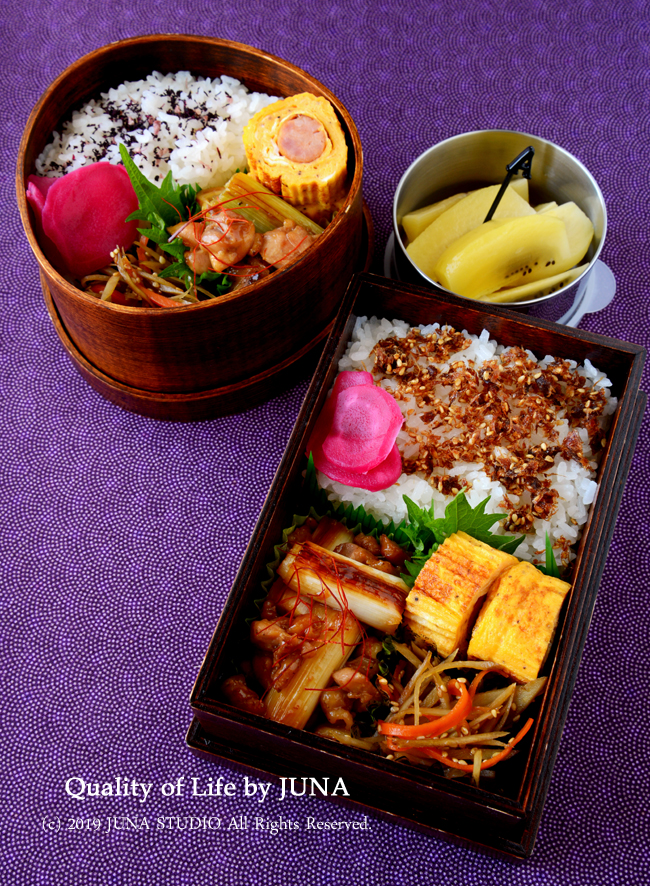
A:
<box><xmin>118</xmin><ymin>145</ymin><xmax>228</xmax><ymax>298</ymax></box>
<box><xmin>398</xmin><ymin>491</ymin><xmax>525</xmax><ymax>588</ymax></box>
<box><xmin>120</xmin><ymin>145</ymin><xmax>189</xmax><ymax>226</ymax></box>
<box><xmin>304</xmin><ymin>456</ymin><xmax>525</xmax><ymax>588</ymax></box>
<box><xmin>157</xmin><ymin>260</ymin><xmax>191</xmax><ymax>278</ymax></box>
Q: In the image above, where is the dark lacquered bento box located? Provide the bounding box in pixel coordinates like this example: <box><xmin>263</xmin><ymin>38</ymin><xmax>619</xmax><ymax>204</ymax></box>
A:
<box><xmin>188</xmin><ymin>272</ymin><xmax>645</xmax><ymax>858</ymax></box>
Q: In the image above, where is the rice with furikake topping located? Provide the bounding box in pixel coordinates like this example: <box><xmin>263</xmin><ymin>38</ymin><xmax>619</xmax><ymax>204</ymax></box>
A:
<box><xmin>35</xmin><ymin>70</ymin><xmax>278</xmax><ymax>188</ymax></box>
<box><xmin>318</xmin><ymin>316</ymin><xmax>618</xmax><ymax>568</ymax></box>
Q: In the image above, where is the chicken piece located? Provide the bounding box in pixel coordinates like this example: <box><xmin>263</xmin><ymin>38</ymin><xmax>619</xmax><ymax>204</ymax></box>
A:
<box><xmin>259</xmin><ymin>219</ymin><xmax>315</xmax><ymax>269</ymax></box>
<box><xmin>379</xmin><ymin>534</ymin><xmax>409</xmax><ymax>569</ymax></box>
<box><xmin>332</xmin><ymin>667</ymin><xmax>381</xmax><ymax>710</ymax></box>
<box><xmin>467</xmin><ymin>561</ymin><xmax>571</xmax><ymax>683</ymax></box>
<box><xmin>345</xmin><ymin>638</ymin><xmax>384</xmax><ymax>681</ymax></box>
<box><xmin>170</xmin><ymin>212</ymin><xmax>258</xmax><ymax>274</ymax></box>
<box><xmin>229</xmin><ymin>255</ymin><xmax>271</xmax><ymax>291</ymax></box>
<box><xmin>169</xmin><ymin>220</ymin><xmax>204</xmax><ymax>249</ymax></box>
<box><xmin>252</xmin><ymin>653</ymin><xmax>274</xmax><ymax>690</ymax></box>
<box><xmin>404</xmin><ymin>531</ymin><xmax>518</xmax><ymax>657</ymax></box>
<box><xmin>201</xmin><ymin>209</ymin><xmax>258</xmax><ymax>271</ymax></box>
<box><xmin>221</xmin><ymin>674</ymin><xmax>264</xmax><ymax>716</ymax></box>
<box><xmin>184</xmin><ymin>247</ymin><xmax>213</xmax><ymax>275</ymax></box>
<box><xmin>250</xmin><ymin>619</ymin><xmax>299</xmax><ymax>654</ymax></box>
<box><xmin>320</xmin><ymin>688</ymin><xmax>354</xmax><ymax>731</ymax></box>
<box><xmin>354</xmin><ymin>533</ymin><xmax>382</xmax><ymax>557</ymax></box>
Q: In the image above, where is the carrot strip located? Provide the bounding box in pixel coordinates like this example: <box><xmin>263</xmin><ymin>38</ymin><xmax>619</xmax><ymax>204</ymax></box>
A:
<box><xmin>417</xmin><ymin>717</ymin><xmax>534</xmax><ymax>771</ymax></box>
<box><xmin>468</xmin><ymin>666</ymin><xmax>510</xmax><ymax>700</ymax></box>
<box><xmin>138</xmin><ymin>286</ymin><xmax>184</xmax><ymax>308</ymax></box>
<box><xmin>378</xmin><ymin>680</ymin><xmax>471</xmax><ymax>738</ymax></box>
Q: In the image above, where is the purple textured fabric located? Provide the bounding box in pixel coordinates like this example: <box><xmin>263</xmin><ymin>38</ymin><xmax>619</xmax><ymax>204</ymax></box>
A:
<box><xmin>2</xmin><ymin>1</ymin><xmax>649</xmax><ymax>884</ymax></box>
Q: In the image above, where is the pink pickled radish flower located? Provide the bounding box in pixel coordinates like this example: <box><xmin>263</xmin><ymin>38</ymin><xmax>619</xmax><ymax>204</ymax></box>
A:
<box><xmin>31</xmin><ymin>163</ymin><xmax>139</xmax><ymax>277</ymax></box>
<box><xmin>306</xmin><ymin>370</ymin><xmax>374</xmax><ymax>461</ymax></box>
<box><xmin>315</xmin><ymin>443</ymin><xmax>402</xmax><ymax>492</ymax></box>
<box><xmin>307</xmin><ymin>371</ymin><xmax>403</xmax><ymax>491</ymax></box>
<box><xmin>322</xmin><ymin>383</ymin><xmax>403</xmax><ymax>472</ymax></box>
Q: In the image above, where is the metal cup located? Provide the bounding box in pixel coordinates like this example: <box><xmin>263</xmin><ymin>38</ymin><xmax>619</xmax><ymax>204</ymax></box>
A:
<box><xmin>393</xmin><ymin>130</ymin><xmax>607</xmax><ymax>322</ymax></box>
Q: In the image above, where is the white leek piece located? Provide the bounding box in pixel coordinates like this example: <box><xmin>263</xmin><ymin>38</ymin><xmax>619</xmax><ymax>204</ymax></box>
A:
<box><xmin>277</xmin><ymin>541</ymin><xmax>408</xmax><ymax>634</ymax></box>
<box><xmin>264</xmin><ymin>592</ymin><xmax>361</xmax><ymax>729</ymax></box>
<box><xmin>310</xmin><ymin>516</ymin><xmax>354</xmax><ymax>551</ymax></box>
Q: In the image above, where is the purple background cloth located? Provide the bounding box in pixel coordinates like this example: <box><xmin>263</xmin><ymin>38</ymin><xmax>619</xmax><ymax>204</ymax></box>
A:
<box><xmin>2</xmin><ymin>1</ymin><xmax>648</xmax><ymax>883</ymax></box>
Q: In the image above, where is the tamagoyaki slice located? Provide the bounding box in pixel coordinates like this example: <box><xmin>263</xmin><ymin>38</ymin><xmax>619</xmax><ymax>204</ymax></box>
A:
<box><xmin>406</xmin><ymin>183</ymin><xmax>535</xmax><ymax>279</ymax></box>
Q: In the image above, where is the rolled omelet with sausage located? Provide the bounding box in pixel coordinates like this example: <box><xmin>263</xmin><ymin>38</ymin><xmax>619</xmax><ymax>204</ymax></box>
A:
<box><xmin>243</xmin><ymin>93</ymin><xmax>348</xmax><ymax>220</ymax></box>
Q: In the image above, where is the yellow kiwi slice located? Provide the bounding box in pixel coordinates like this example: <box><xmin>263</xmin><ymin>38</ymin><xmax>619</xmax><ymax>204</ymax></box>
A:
<box><xmin>403</xmin><ymin>178</ymin><xmax>529</xmax><ymax>243</ymax></box>
<box><xmin>406</xmin><ymin>183</ymin><xmax>535</xmax><ymax>279</ymax></box>
<box><xmin>401</xmin><ymin>192</ymin><xmax>467</xmax><ymax>242</ymax></box>
<box><xmin>509</xmin><ymin>177</ymin><xmax>529</xmax><ymax>202</ymax></box>
<box><xmin>535</xmin><ymin>201</ymin><xmax>558</xmax><ymax>212</ymax></box>
<box><xmin>484</xmin><ymin>263</ymin><xmax>589</xmax><ymax>303</ymax></box>
<box><xmin>434</xmin><ymin>214</ymin><xmax>572</xmax><ymax>299</ymax></box>
<box><xmin>541</xmin><ymin>202</ymin><xmax>594</xmax><ymax>265</ymax></box>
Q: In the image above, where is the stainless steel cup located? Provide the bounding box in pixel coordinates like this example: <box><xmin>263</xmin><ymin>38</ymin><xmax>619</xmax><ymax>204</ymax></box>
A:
<box><xmin>393</xmin><ymin>130</ymin><xmax>607</xmax><ymax>322</ymax></box>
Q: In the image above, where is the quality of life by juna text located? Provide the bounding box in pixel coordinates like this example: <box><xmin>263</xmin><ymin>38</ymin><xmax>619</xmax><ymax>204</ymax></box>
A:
<box><xmin>64</xmin><ymin>776</ymin><xmax>350</xmax><ymax>803</ymax></box>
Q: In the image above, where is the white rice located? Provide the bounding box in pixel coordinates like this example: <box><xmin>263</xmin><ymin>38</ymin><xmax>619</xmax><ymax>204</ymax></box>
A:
<box><xmin>318</xmin><ymin>316</ymin><xmax>618</xmax><ymax>566</ymax></box>
<box><xmin>35</xmin><ymin>70</ymin><xmax>279</xmax><ymax>189</ymax></box>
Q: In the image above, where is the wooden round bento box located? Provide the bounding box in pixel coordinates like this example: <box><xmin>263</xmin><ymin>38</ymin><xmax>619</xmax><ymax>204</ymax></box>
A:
<box><xmin>16</xmin><ymin>35</ymin><xmax>367</xmax><ymax>420</ymax></box>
